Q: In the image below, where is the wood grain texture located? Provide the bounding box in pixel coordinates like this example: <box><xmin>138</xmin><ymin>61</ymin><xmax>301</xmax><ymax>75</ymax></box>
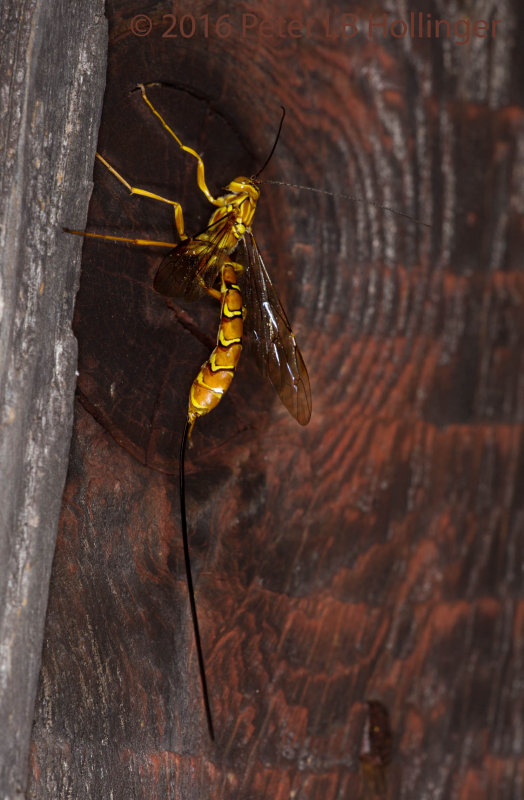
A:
<box><xmin>0</xmin><ymin>2</ymin><xmax>106</xmax><ymax>798</ymax></box>
<box><xmin>29</xmin><ymin>0</ymin><xmax>524</xmax><ymax>798</ymax></box>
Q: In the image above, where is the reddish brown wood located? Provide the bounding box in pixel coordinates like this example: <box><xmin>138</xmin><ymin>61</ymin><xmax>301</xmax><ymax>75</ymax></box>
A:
<box><xmin>360</xmin><ymin>700</ymin><xmax>393</xmax><ymax>796</ymax></box>
<box><xmin>30</xmin><ymin>1</ymin><xmax>524</xmax><ymax>798</ymax></box>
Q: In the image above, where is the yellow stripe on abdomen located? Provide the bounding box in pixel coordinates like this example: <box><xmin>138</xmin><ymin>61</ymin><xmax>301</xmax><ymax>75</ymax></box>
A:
<box><xmin>188</xmin><ymin>263</ymin><xmax>243</xmax><ymax>435</ymax></box>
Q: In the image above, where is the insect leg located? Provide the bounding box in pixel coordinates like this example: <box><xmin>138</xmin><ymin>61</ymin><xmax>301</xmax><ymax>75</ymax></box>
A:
<box><xmin>63</xmin><ymin>228</ymin><xmax>176</xmax><ymax>248</ymax></box>
<box><xmin>96</xmin><ymin>153</ymin><xmax>188</xmax><ymax>240</ymax></box>
<box><xmin>199</xmin><ymin>283</ymin><xmax>221</xmax><ymax>301</ymax></box>
<box><xmin>137</xmin><ymin>83</ymin><xmax>224</xmax><ymax>209</ymax></box>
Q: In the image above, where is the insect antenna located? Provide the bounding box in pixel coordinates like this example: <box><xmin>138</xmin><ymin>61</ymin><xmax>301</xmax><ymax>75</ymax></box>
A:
<box><xmin>179</xmin><ymin>419</ymin><xmax>215</xmax><ymax>740</ymax></box>
<box><xmin>259</xmin><ymin>179</ymin><xmax>431</xmax><ymax>228</ymax></box>
<box><xmin>254</xmin><ymin>106</ymin><xmax>286</xmax><ymax>178</ymax></box>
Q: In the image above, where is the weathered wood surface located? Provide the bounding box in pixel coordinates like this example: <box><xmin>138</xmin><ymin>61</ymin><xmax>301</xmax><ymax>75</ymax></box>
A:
<box><xmin>29</xmin><ymin>0</ymin><xmax>524</xmax><ymax>798</ymax></box>
<box><xmin>0</xmin><ymin>1</ymin><xmax>106</xmax><ymax>798</ymax></box>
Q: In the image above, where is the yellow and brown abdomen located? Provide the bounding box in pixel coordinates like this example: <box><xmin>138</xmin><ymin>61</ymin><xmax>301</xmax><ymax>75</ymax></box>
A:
<box><xmin>187</xmin><ymin>262</ymin><xmax>243</xmax><ymax>435</ymax></box>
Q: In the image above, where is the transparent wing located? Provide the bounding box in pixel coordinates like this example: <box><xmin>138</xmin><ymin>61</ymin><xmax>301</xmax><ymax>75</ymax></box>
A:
<box><xmin>153</xmin><ymin>213</ymin><xmax>235</xmax><ymax>300</ymax></box>
<box><xmin>242</xmin><ymin>231</ymin><xmax>312</xmax><ymax>425</ymax></box>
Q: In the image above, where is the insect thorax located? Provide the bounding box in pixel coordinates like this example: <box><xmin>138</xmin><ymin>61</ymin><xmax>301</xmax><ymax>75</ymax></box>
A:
<box><xmin>219</xmin><ymin>176</ymin><xmax>259</xmax><ymax>230</ymax></box>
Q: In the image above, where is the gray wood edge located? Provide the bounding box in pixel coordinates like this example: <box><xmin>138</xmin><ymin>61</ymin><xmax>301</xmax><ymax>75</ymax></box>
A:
<box><xmin>0</xmin><ymin>2</ymin><xmax>107</xmax><ymax>797</ymax></box>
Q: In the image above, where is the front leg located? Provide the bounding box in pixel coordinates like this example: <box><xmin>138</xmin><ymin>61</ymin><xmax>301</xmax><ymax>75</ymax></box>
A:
<box><xmin>137</xmin><ymin>83</ymin><xmax>225</xmax><ymax>210</ymax></box>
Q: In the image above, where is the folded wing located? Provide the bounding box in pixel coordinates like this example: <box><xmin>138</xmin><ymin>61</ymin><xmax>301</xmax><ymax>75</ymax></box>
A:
<box><xmin>242</xmin><ymin>231</ymin><xmax>312</xmax><ymax>425</ymax></box>
<box><xmin>153</xmin><ymin>214</ymin><xmax>235</xmax><ymax>300</ymax></box>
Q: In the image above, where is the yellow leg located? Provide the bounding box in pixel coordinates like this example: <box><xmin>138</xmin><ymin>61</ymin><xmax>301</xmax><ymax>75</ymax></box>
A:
<box><xmin>63</xmin><ymin>228</ymin><xmax>176</xmax><ymax>248</ymax></box>
<box><xmin>96</xmin><ymin>153</ymin><xmax>188</xmax><ymax>240</ymax></box>
<box><xmin>199</xmin><ymin>281</ymin><xmax>221</xmax><ymax>301</ymax></box>
<box><xmin>137</xmin><ymin>83</ymin><xmax>225</xmax><ymax>210</ymax></box>
<box><xmin>64</xmin><ymin>229</ymin><xmax>220</xmax><ymax>299</ymax></box>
